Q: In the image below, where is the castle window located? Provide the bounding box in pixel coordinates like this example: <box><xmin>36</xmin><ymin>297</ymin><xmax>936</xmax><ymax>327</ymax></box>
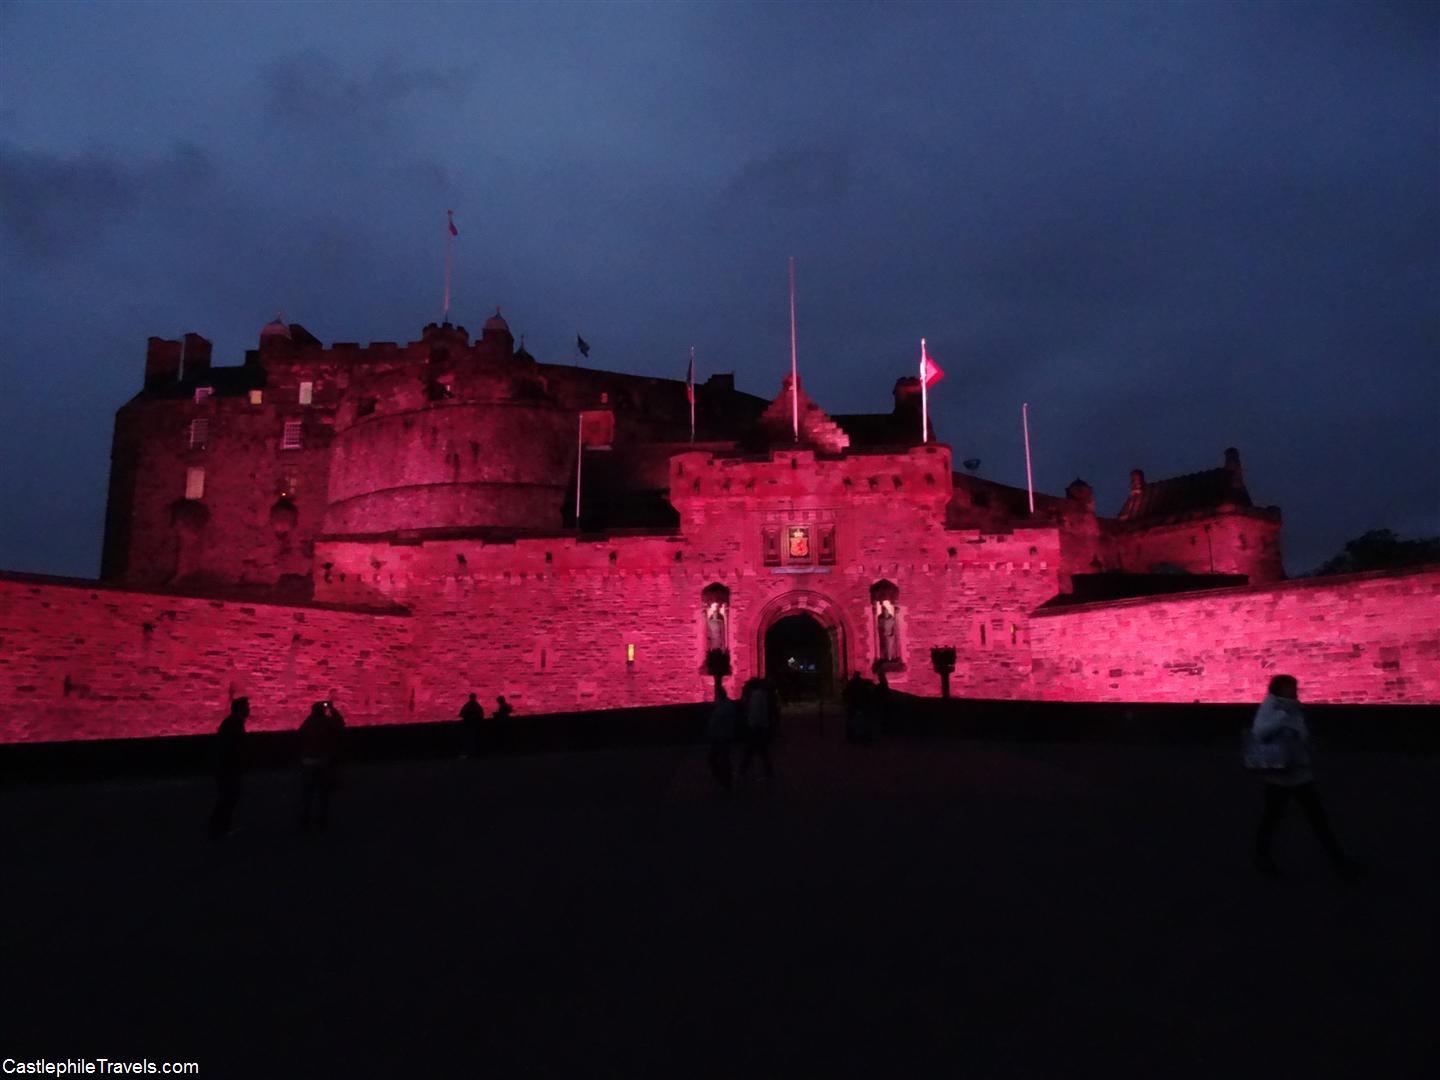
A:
<box><xmin>762</xmin><ymin>527</ymin><xmax>781</xmax><ymax>567</ymax></box>
<box><xmin>249</xmin><ymin>389</ymin><xmax>263</xmax><ymax>406</ymax></box>
<box><xmin>818</xmin><ymin>524</ymin><xmax>836</xmax><ymax>565</ymax></box>
<box><xmin>298</xmin><ymin>381</ymin><xmax>314</xmax><ymax>405</ymax></box>
<box><xmin>193</xmin><ymin>386</ymin><xmax>214</xmax><ymax>404</ymax></box>
<box><xmin>187</xmin><ymin>418</ymin><xmax>210</xmax><ymax>451</ymax></box>
<box><xmin>281</xmin><ymin>419</ymin><xmax>304</xmax><ymax>450</ymax></box>
<box><xmin>184</xmin><ymin>467</ymin><xmax>205</xmax><ymax>501</ymax></box>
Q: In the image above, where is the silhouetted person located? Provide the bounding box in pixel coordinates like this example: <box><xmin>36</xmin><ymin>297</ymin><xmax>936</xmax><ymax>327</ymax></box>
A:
<box><xmin>494</xmin><ymin>695</ymin><xmax>514</xmax><ymax>721</ymax></box>
<box><xmin>210</xmin><ymin>697</ymin><xmax>249</xmax><ymax>839</ymax></box>
<box><xmin>1250</xmin><ymin>675</ymin><xmax>1361</xmax><ymax>878</ymax></box>
<box><xmin>872</xmin><ymin>670</ymin><xmax>892</xmax><ymax>740</ymax></box>
<box><xmin>843</xmin><ymin>671</ymin><xmax>869</xmax><ymax>743</ymax></box>
<box><xmin>459</xmin><ymin>692</ymin><xmax>485</xmax><ymax>757</ymax></box>
<box><xmin>299</xmin><ymin>700</ymin><xmax>345</xmax><ymax>831</ymax></box>
<box><xmin>707</xmin><ymin>686</ymin><xmax>739</xmax><ymax>790</ymax></box>
<box><xmin>740</xmin><ymin>678</ymin><xmax>777</xmax><ymax>781</ymax></box>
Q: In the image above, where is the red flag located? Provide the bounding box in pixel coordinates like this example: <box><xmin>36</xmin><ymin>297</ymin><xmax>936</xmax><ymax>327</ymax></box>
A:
<box><xmin>447</xmin><ymin>210</ymin><xmax>459</xmax><ymax>237</ymax></box>
<box><xmin>686</xmin><ymin>351</ymin><xmax>695</xmax><ymax>404</ymax></box>
<box><xmin>579</xmin><ymin>409</ymin><xmax>614</xmax><ymax>449</ymax></box>
<box><xmin>921</xmin><ymin>341</ymin><xmax>944</xmax><ymax>388</ymax></box>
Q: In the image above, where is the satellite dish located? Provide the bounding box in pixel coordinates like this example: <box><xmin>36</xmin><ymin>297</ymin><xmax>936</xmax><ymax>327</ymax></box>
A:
<box><xmin>962</xmin><ymin>458</ymin><xmax>981</xmax><ymax>473</ymax></box>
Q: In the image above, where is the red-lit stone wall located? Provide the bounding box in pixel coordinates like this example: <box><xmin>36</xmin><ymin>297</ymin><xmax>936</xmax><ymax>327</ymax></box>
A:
<box><xmin>0</xmin><ymin>576</ymin><xmax>413</xmax><ymax>743</ymax></box>
<box><xmin>311</xmin><ymin>445</ymin><xmax>1062</xmax><ymax>715</ymax></box>
<box><xmin>1109</xmin><ymin>511</ymin><xmax>1284</xmax><ymax>582</ymax></box>
<box><xmin>1029</xmin><ymin>566</ymin><xmax>1440</xmax><ymax>704</ymax></box>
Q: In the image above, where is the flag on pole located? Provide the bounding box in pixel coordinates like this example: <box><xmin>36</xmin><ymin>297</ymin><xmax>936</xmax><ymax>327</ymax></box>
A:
<box><xmin>687</xmin><ymin>347</ymin><xmax>696</xmax><ymax>443</ymax></box>
<box><xmin>447</xmin><ymin>210</ymin><xmax>459</xmax><ymax>237</ymax></box>
<box><xmin>921</xmin><ymin>341</ymin><xmax>945</xmax><ymax>387</ymax></box>
<box><xmin>576</xmin><ymin>335</ymin><xmax>591</xmax><ymax>358</ymax></box>
<box><xmin>579</xmin><ymin>409</ymin><xmax>614</xmax><ymax>449</ymax></box>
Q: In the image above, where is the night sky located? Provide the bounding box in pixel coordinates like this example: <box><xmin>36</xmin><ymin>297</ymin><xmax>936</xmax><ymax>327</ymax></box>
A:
<box><xmin>1</xmin><ymin>1</ymin><xmax>1435</xmax><ymax>578</ymax></box>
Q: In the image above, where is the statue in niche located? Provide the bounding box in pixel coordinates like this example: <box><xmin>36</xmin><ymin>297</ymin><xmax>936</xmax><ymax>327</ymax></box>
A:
<box><xmin>705</xmin><ymin>601</ymin><xmax>728</xmax><ymax>652</ymax></box>
<box><xmin>875</xmin><ymin>599</ymin><xmax>899</xmax><ymax>662</ymax></box>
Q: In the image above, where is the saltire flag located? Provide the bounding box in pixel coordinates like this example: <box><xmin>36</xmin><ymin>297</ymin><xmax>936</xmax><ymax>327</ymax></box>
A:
<box><xmin>447</xmin><ymin>210</ymin><xmax>458</xmax><ymax>237</ymax></box>
<box><xmin>579</xmin><ymin>409</ymin><xmax>614</xmax><ymax>449</ymax></box>
<box><xmin>921</xmin><ymin>340</ymin><xmax>945</xmax><ymax>387</ymax></box>
<box><xmin>576</xmin><ymin>334</ymin><xmax>591</xmax><ymax>358</ymax></box>
<box><xmin>686</xmin><ymin>350</ymin><xmax>695</xmax><ymax>404</ymax></box>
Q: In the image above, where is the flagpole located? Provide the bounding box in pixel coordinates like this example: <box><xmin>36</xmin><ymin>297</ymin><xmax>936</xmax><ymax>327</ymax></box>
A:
<box><xmin>689</xmin><ymin>346</ymin><xmax>696</xmax><ymax>444</ymax></box>
<box><xmin>920</xmin><ymin>339</ymin><xmax>929</xmax><ymax>444</ymax></box>
<box><xmin>789</xmin><ymin>256</ymin><xmax>799</xmax><ymax>441</ymax></box>
<box><xmin>575</xmin><ymin>413</ymin><xmax>584</xmax><ymax>529</ymax></box>
<box><xmin>443</xmin><ymin>210</ymin><xmax>454</xmax><ymax>322</ymax></box>
<box><xmin>1023</xmin><ymin>402</ymin><xmax>1035</xmax><ymax>515</ymax></box>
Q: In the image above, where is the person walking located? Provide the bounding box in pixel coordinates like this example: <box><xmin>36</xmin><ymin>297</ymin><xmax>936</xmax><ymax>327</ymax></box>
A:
<box><xmin>842</xmin><ymin>671</ymin><xmax>868</xmax><ymax>744</ymax></box>
<box><xmin>299</xmin><ymin>699</ymin><xmax>345</xmax><ymax>831</ymax></box>
<box><xmin>1247</xmin><ymin>674</ymin><xmax>1362</xmax><ymax>878</ymax></box>
<box><xmin>740</xmin><ymin>678</ymin><xmax>777</xmax><ymax>781</ymax></box>
<box><xmin>707</xmin><ymin>686</ymin><xmax>740</xmax><ymax>791</ymax></box>
<box><xmin>210</xmin><ymin>697</ymin><xmax>250</xmax><ymax>839</ymax></box>
<box><xmin>459</xmin><ymin>692</ymin><xmax>485</xmax><ymax>757</ymax></box>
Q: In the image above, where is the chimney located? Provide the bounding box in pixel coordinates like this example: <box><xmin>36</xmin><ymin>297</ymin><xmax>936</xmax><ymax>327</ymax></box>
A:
<box><xmin>144</xmin><ymin>337</ymin><xmax>182</xmax><ymax>388</ymax></box>
<box><xmin>182</xmin><ymin>333</ymin><xmax>212</xmax><ymax>377</ymax></box>
<box><xmin>705</xmin><ymin>372</ymin><xmax>735</xmax><ymax>395</ymax></box>
<box><xmin>893</xmin><ymin>376</ymin><xmax>922</xmax><ymax>414</ymax></box>
<box><xmin>1065</xmin><ymin>478</ymin><xmax>1094</xmax><ymax>510</ymax></box>
<box><xmin>1129</xmin><ymin>469</ymin><xmax>1145</xmax><ymax>496</ymax></box>
<box><xmin>1224</xmin><ymin>446</ymin><xmax>1242</xmax><ymax>477</ymax></box>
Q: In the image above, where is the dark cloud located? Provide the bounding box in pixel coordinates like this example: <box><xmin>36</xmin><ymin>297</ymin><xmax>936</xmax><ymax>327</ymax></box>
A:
<box><xmin>720</xmin><ymin>142</ymin><xmax>852</xmax><ymax>211</ymax></box>
<box><xmin>262</xmin><ymin>50</ymin><xmax>468</xmax><ymax>132</ymax></box>
<box><xmin>0</xmin><ymin>142</ymin><xmax>214</xmax><ymax>260</ymax></box>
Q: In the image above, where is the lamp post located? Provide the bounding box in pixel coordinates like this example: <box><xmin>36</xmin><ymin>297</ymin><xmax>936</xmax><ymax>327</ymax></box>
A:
<box><xmin>930</xmin><ymin>646</ymin><xmax>957</xmax><ymax>700</ymax></box>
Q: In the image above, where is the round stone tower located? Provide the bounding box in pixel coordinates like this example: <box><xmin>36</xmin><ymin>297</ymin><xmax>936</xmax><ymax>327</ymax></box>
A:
<box><xmin>323</xmin><ymin>321</ymin><xmax>575</xmax><ymax>536</ymax></box>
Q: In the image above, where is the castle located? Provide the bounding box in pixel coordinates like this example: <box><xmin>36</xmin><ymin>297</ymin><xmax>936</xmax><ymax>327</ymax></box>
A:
<box><xmin>1</xmin><ymin>311</ymin><xmax>1435</xmax><ymax>743</ymax></box>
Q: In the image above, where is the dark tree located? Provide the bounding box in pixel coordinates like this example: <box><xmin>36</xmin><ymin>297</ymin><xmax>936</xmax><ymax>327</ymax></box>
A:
<box><xmin>1310</xmin><ymin>530</ymin><xmax>1440</xmax><ymax>577</ymax></box>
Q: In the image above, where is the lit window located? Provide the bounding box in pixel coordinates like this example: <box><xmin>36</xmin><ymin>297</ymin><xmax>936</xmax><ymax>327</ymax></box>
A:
<box><xmin>185</xmin><ymin>467</ymin><xmax>205</xmax><ymax>500</ymax></box>
<box><xmin>193</xmin><ymin>386</ymin><xmax>214</xmax><ymax>404</ymax></box>
<box><xmin>298</xmin><ymin>381</ymin><xmax>314</xmax><ymax>405</ymax></box>
<box><xmin>249</xmin><ymin>389</ymin><xmax>263</xmax><ymax>406</ymax></box>
<box><xmin>187</xmin><ymin>418</ymin><xmax>210</xmax><ymax>450</ymax></box>
<box><xmin>626</xmin><ymin>643</ymin><xmax>635</xmax><ymax>664</ymax></box>
<box><xmin>281</xmin><ymin>419</ymin><xmax>303</xmax><ymax>450</ymax></box>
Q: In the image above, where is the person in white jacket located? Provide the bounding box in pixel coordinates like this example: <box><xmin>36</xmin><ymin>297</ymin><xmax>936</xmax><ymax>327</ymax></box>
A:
<box><xmin>1251</xmin><ymin>674</ymin><xmax>1360</xmax><ymax>877</ymax></box>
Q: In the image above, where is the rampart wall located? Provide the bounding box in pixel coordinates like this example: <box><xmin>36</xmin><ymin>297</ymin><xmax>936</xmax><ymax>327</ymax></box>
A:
<box><xmin>0</xmin><ymin>576</ymin><xmax>413</xmax><ymax>743</ymax></box>
<box><xmin>1028</xmin><ymin>566</ymin><xmax>1440</xmax><ymax>704</ymax></box>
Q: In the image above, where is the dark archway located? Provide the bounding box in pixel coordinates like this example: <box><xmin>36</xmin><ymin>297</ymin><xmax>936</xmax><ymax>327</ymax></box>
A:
<box><xmin>764</xmin><ymin>613</ymin><xmax>838</xmax><ymax>702</ymax></box>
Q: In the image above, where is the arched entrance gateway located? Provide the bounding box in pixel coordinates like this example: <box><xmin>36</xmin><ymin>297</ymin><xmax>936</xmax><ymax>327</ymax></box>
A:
<box><xmin>756</xmin><ymin>591</ymin><xmax>848</xmax><ymax>702</ymax></box>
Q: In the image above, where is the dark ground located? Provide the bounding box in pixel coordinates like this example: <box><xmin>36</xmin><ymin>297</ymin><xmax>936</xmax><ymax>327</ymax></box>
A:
<box><xmin>3</xmin><ymin>710</ymin><xmax>1436</xmax><ymax>1078</ymax></box>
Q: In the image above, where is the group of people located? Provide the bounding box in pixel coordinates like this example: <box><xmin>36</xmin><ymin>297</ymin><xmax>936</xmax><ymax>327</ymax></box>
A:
<box><xmin>707</xmin><ymin>678</ymin><xmax>778</xmax><ymax>789</ymax></box>
<box><xmin>210</xmin><ymin>697</ymin><xmax>345</xmax><ymax>840</ymax></box>
<box><xmin>458</xmin><ymin>692</ymin><xmax>514</xmax><ymax>757</ymax></box>
<box><xmin>842</xmin><ymin>669</ymin><xmax>893</xmax><ymax>744</ymax></box>
<box><xmin>210</xmin><ymin>671</ymin><xmax>1362</xmax><ymax>878</ymax></box>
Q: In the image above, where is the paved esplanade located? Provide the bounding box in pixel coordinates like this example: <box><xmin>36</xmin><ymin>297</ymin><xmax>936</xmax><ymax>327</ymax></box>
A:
<box><xmin>2</xmin><ymin>733</ymin><xmax>1434</xmax><ymax>1078</ymax></box>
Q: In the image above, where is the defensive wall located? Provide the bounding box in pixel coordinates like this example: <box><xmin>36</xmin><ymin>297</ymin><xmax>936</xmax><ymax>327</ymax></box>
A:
<box><xmin>1029</xmin><ymin>565</ymin><xmax>1440</xmax><ymax>704</ymax></box>
<box><xmin>0</xmin><ymin>574</ymin><xmax>413</xmax><ymax>743</ymax></box>
<box><xmin>1</xmin><ymin>565</ymin><xmax>1436</xmax><ymax>744</ymax></box>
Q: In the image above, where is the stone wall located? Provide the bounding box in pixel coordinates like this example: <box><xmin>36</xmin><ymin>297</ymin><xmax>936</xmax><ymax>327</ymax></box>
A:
<box><xmin>1029</xmin><ymin>566</ymin><xmax>1440</xmax><ymax>704</ymax></box>
<box><xmin>0</xmin><ymin>575</ymin><xmax>413</xmax><ymax>743</ymax></box>
<box><xmin>312</xmin><ymin>444</ymin><xmax>1063</xmax><ymax>716</ymax></box>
